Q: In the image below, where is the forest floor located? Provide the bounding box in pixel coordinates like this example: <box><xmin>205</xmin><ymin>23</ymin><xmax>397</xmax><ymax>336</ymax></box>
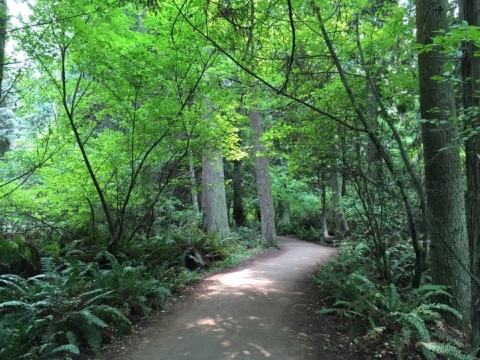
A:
<box><xmin>89</xmin><ymin>236</ymin><xmax>375</xmax><ymax>360</ymax></box>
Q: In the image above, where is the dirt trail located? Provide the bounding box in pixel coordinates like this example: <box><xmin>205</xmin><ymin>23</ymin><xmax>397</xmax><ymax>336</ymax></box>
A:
<box><xmin>98</xmin><ymin>236</ymin><xmax>338</xmax><ymax>360</ymax></box>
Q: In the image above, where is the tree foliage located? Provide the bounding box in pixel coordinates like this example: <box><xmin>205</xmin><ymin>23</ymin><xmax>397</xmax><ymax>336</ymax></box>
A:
<box><xmin>0</xmin><ymin>0</ymin><xmax>478</xmax><ymax>357</ymax></box>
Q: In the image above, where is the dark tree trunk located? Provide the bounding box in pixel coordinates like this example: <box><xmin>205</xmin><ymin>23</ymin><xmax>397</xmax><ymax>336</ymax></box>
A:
<box><xmin>460</xmin><ymin>0</ymin><xmax>480</xmax><ymax>344</ymax></box>
<box><xmin>189</xmin><ymin>153</ymin><xmax>200</xmax><ymax>220</ymax></box>
<box><xmin>232</xmin><ymin>159</ymin><xmax>246</xmax><ymax>227</ymax></box>
<box><xmin>417</xmin><ymin>0</ymin><xmax>471</xmax><ymax>331</ymax></box>
<box><xmin>250</xmin><ymin>110</ymin><xmax>276</xmax><ymax>247</ymax></box>
<box><xmin>0</xmin><ymin>0</ymin><xmax>6</xmax><ymax>103</ymax></box>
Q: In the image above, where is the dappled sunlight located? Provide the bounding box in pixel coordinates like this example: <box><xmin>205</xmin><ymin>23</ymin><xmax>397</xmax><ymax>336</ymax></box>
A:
<box><xmin>214</xmin><ymin>269</ymin><xmax>272</xmax><ymax>288</ymax></box>
<box><xmin>248</xmin><ymin>343</ymin><xmax>272</xmax><ymax>357</ymax></box>
<box><xmin>200</xmin><ymin>268</ymin><xmax>286</xmax><ymax>299</ymax></box>
<box><xmin>181</xmin><ymin>311</ymin><xmax>284</xmax><ymax>359</ymax></box>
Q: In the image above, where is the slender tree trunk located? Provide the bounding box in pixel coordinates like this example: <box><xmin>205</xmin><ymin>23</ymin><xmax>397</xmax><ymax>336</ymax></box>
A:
<box><xmin>331</xmin><ymin>170</ymin><xmax>349</xmax><ymax>238</ymax></box>
<box><xmin>232</xmin><ymin>159</ymin><xmax>246</xmax><ymax>227</ymax></box>
<box><xmin>366</xmin><ymin>66</ymin><xmax>382</xmax><ymax>181</ymax></box>
<box><xmin>250</xmin><ymin>110</ymin><xmax>276</xmax><ymax>247</ymax></box>
<box><xmin>320</xmin><ymin>172</ymin><xmax>333</xmax><ymax>242</ymax></box>
<box><xmin>0</xmin><ymin>1</ymin><xmax>8</xmax><ymax>155</ymax></box>
<box><xmin>0</xmin><ymin>0</ymin><xmax>6</xmax><ymax>103</ymax></box>
<box><xmin>189</xmin><ymin>153</ymin><xmax>200</xmax><ymax>220</ymax></box>
<box><xmin>201</xmin><ymin>147</ymin><xmax>230</xmax><ymax>241</ymax></box>
<box><xmin>460</xmin><ymin>0</ymin><xmax>480</xmax><ymax>343</ymax></box>
<box><xmin>417</xmin><ymin>0</ymin><xmax>471</xmax><ymax>331</ymax></box>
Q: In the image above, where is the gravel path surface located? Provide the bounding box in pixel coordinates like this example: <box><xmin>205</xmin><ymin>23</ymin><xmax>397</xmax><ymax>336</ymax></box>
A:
<box><xmin>97</xmin><ymin>236</ymin><xmax>339</xmax><ymax>360</ymax></box>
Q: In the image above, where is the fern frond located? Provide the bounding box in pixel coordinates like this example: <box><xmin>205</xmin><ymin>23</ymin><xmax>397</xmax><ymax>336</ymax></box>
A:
<box><xmin>0</xmin><ymin>300</ymin><xmax>31</xmax><ymax>309</ymax></box>
<box><xmin>82</xmin><ymin>324</ymin><xmax>103</xmax><ymax>355</ymax></box>
<box><xmin>421</xmin><ymin>342</ymin><xmax>475</xmax><ymax>360</ymax></box>
<box><xmin>81</xmin><ymin>289</ymin><xmax>115</xmax><ymax>306</ymax></box>
<box><xmin>40</xmin><ymin>257</ymin><xmax>57</xmax><ymax>274</ymax></box>
<box><xmin>412</xmin><ymin>284</ymin><xmax>452</xmax><ymax>300</ymax></box>
<box><xmin>49</xmin><ymin>344</ymin><xmax>80</xmax><ymax>355</ymax></box>
<box><xmin>395</xmin><ymin>312</ymin><xmax>430</xmax><ymax>342</ymax></box>
<box><xmin>318</xmin><ymin>308</ymin><xmax>341</xmax><ymax>315</ymax></box>
<box><xmin>386</xmin><ymin>283</ymin><xmax>402</xmax><ymax>311</ymax></box>
<box><xmin>423</xmin><ymin>303</ymin><xmax>462</xmax><ymax>320</ymax></box>
<box><xmin>77</xmin><ymin>309</ymin><xmax>109</xmax><ymax>328</ymax></box>
<box><xmin>92</xmin><ymin>305</ymin><xmax>131</xmax><ymax>326</ymax></box>
<box><xmin>66</xmin><ymin>330</ymin><xmax>78</xmax><ymax>348</ymax></box>
<box><xmin>0</xmin><ymin>275</ymin><xmax>29</xmax><ymax>295</ymax></box>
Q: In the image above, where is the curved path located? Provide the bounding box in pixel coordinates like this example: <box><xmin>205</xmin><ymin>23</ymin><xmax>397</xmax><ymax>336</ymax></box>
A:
<box><xmin>99</xmin><ymin>236</ymin><xmax>337</xmax><ymax>360</ymax></box>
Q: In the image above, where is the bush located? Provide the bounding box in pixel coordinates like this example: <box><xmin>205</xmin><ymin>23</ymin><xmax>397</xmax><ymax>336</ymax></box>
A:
<box><xmin>0</xmin><ymin>258</ymin><xmax>131</xmax><ymax>358</ymax></box>
<box><xmin>315</xmin><ymin>238</ymin><xmax>473</xmax><ymax>360</ymax></box>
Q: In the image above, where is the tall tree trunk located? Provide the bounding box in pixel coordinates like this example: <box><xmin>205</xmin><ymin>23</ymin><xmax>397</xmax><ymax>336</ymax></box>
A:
<box><xmin>460</xmin><ymin>0</ymin><xmax>480</xmax><ymax>344</ymax></box>
<box><xmin>232</xmin><ymin>159</ymin><xmax>246</xmax><ymax>227</ymax></box>
<box><xmin>250</xmin><ymin>110</ymin><xmax>276</xmax><ymax>247</ymax></box>
<box><xmin>189</xmin><ymin>153</ymin><xmax>200</xmax><ymax>220</ymax></box>
<box><xmin>330</xmin><ymin>170</ymin><xmax>349</xmax><ymax>238</ymax></box>
<box><xmin>201</xmin><ymin>148</ymin><xmax>230</xmax><ymax>241</ymax></box>
<box><xmin>417</xmin><ymin>0</ymin><xmax>471</xmax><ymax>331</ymax></box>
<box><xmin>0</xmin><ymin>1</ymin><xmax>8</xmax><ymax>155</ymax></box>
<box><xmin>0</xmin><ymin>0</ymin><xmax>7</xmax><ymax>103</ymax></box>
<box><xmin>366</xmin><ymin>65</ymin><xmax>382</xmax><ymax>181</ymax></box>
<box><xmin>320</xmin><ymin>172</ymin><xmax>333</xmax><ymax>242</ymax></box>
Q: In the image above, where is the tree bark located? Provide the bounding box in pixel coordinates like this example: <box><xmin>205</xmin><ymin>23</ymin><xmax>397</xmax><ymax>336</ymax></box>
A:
<box><xmin>232</xmin><ymin>159</ymin><xmax>246</xmax><ymax>227</ymax></box>
<box><xmin>417</xmin><ymin>0</ymin><xmax>471</xmax><ymax>331</ymax></box>
<box><xmin>250</xmin><ymin>110</ymin><xmax>276</xmax><ymax>247</ymax></box>
<box><xmin>0</xmin><ymin>0</ymin><xmax>7</xmax><ymax>103</ymax></box>
<box><xmin>320</xmin><ymin>172</ymin><xmax>332</xmax><ymax>242</ymax></box>
<box><xmin>460</xmin><ymin>0</ymin><xmax>480</xmax><ymax>343</ymax></box>
<box><xmin>330</xmin><ymin>170</ymin><xmax>349</xmax><ymax>238</ymax></box>
<box><xmin>189</xmin><ymin>153</ymin><xmax>200</xmax><ymax>220</ymax></box>
<box><xmin>201</xmin><ymin>147</ymin><xmax>230</xmax><ymax>241</ymax></box>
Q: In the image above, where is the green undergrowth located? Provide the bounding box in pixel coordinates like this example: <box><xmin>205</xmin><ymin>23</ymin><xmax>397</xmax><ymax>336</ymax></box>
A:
<box><xmin>0</xmin><ymin>225</ymin><xmax>263</xmax><ymax>359</ymax></box>
<box><xmin>315</xmin><ymin>238</ymin><xmax>475</xmax><ymax>360</ymax></box>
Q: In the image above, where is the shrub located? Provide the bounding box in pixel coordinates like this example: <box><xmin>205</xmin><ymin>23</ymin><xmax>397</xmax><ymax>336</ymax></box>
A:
<box><xmin>0</xmin><ymin>258</ymin><xmax>131</xmax><ymax>358</ymax></box>
<box><xmin>315</xmin><ymin>238</ymin><xmax>473</xmax><ymax>359</ymax></box>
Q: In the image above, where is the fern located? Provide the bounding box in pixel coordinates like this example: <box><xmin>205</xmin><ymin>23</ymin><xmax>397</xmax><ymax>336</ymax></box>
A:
<box><xmin>314</xmin><ymin>236</ymin><xmax>473</xmax><ymax>359</ymax></box>
<box><xmin>421</xmin><ymin>342</ymin><xmax>476</xmax><ymax>360</ymax></box>
<box><xmin>385</xmin><ymin>283</ymin><xmax>402</xmax><ymax>311</ymax></box>
<box><xmin>394</xmin><ymin>311</ymin><xmax>430</xmax><ymax>342</ymax></box>
<box><xmin>50</xmin><ymin>344</ymin><xmax>80</xmax><ymax>355</ymax></box>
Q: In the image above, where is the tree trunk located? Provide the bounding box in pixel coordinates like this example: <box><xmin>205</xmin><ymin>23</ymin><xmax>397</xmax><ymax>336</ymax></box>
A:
<box><xmin>320</xmin><ymin>172</ymin><xmax>333</xmax><ymax>242</ymax></box>
<box><xmin>460</xmin><ymin>0</ymin><xmax>480</xmax><ymax>344</ymax></box>
<box><xmin>0</xmin><ymin>0</ymin><xmax>7</xmax><ymax>103</ymax></box>
<box><xmin>417</xmin><ymin>0</ymin><xmax>471</xmax><ymax>331</ymax></box>
<box><xmin>201</xmin><ymin>147</ymin><xmax>230</xmax><ymax>241</ymax></box>
<box><xmin>250</xmin><ymin>110</ymin><xmax>276</xmax><ymax>247</ymax></box>
<box><xmin>232</xmin><ymin>159</ymin><xmax>246</xmax><ymax>227</ymax></box>
<box><xmin>189</xmin><ymin>153</ymin><xmax>200</xmax><ymax>220</ymax></box>
<box><xmin>330</xmin><ymin>170</ymin><xmax>349</xmax><ymax>238</ymax></box>
<box><xmin>366</xmin><ymin>66</ymin><xmax>383</xmax><ymax>181</ymax></box>
<box><xmin>277</xmin><ymin>200</ymin><xmax>291</xmax><ymax>227</ymax></box>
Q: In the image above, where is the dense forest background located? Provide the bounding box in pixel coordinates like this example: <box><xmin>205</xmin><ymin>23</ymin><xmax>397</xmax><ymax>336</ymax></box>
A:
<box><xmin>1</xmin><ymin>0</ymin><xmax>480</xmax><ymax>358</ymax></box>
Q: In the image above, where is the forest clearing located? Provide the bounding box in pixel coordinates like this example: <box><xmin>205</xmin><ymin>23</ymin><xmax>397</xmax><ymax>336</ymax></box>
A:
<box><xmin>1</xmin><ymin>0</ymin><xmax>480</xmax><ymax>359</ymax></box>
